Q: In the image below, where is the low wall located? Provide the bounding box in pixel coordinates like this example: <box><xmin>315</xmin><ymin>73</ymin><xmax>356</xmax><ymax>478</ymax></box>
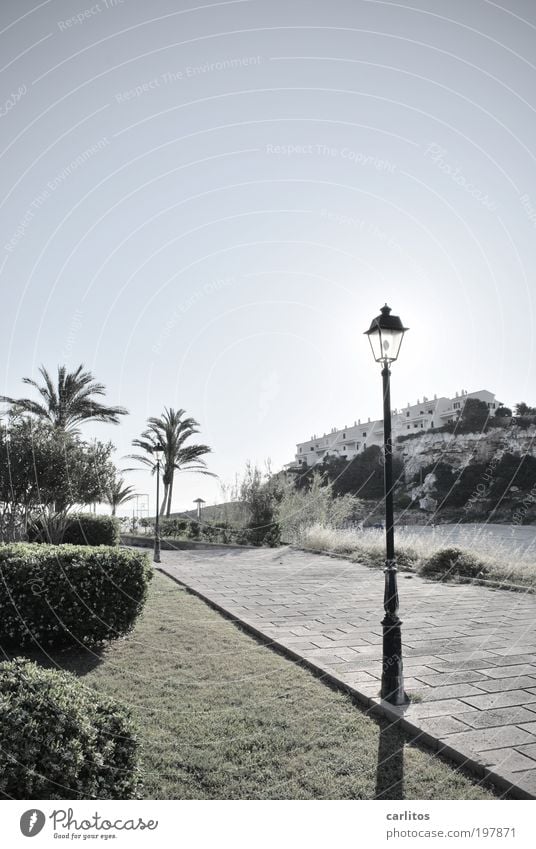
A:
<box><xmin>121</xmin><ymin>534</ymin><xmax>255</xmax><ymax>551</ymax></box>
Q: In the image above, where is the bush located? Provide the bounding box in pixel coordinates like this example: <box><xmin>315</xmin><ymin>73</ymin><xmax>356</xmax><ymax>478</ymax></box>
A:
<box><xmin>419</xmin><ymin>547</ymin><xmax>486</xmax><ymax>581</ymax></box>
<box><xmin>0</xmin><ymin>659</ymin><xmax>141</xmax><ymax>799</ymax></box>
<box><xmin>29</xmin><ymin>513</ymin><xmax>120</xmax><ymax>546</ymax></box>
<box><xmin>0</xmin><ymin>544</ymin><xmax>152</xmax><ymax>647</ymax></box>
<box><xmin>62</xmin><ymin>513</ymin><xmax>121</xmax><ymax>546</ymax></box>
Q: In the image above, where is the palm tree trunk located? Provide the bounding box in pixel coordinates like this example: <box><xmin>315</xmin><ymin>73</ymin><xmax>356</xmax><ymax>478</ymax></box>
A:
<box><xmin>111</xmin><ymin>504</ymin><xmax>116</xmax><ymax>516</ymax></box>
<box><xmin>160</xmin><ymin>482</ymin><xmax>168</xmax><ymax>515</ymax></box>
<box><xmin>166</xmin><ymin>472</ymin><xmax>174</xmax><ymax>517</ymax></box>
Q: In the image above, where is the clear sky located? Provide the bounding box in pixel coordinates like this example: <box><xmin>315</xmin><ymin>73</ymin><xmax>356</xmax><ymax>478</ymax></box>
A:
<box><xmin>1</xmin><ymin>0</ymin><xmax>535</xmax><ymax>514</ymax></box>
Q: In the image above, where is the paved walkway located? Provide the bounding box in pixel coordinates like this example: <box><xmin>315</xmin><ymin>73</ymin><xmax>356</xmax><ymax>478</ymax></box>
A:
<box><xmin>157</xmin><ymin>546</ymin><xmax>536</xmax><ymax>798</ymax></box>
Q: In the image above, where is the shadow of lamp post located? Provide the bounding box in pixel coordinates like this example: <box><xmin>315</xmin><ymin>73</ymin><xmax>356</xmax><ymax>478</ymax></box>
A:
<box><xmin>152</xmin><ymin>445</ymin><xmax>164</xmax><ymax>564</ymax></box>
<box><xmin>365</xmin><ymin>304</ymin><xmax>409</xmax><ymax>706</ymax></box>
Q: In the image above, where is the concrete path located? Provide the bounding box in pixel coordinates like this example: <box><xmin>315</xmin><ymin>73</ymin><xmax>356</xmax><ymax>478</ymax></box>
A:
<box><xmin>157</xmin><ymin>546</ymin><xmax>536</xmax><ymax>798</ymax></box>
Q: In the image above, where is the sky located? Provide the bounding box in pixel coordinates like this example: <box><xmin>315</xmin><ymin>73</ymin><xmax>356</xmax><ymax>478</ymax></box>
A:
<box><xmin>1</xmin><ymin>0</ymin><xmax>536</xmax><ymax>514</ymax></box>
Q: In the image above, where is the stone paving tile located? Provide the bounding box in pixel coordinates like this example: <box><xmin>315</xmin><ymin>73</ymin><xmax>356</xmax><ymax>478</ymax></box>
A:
<box><xmin>473</xmin><ymin>676</ymin><xmax>536</xmax><ymax>693</ymax></box>
<box><xmin>401</xmin><ymin>699</ymin><xmax>479</xmax><ymax>720</ymax></box>
<box><xmin>514</xmin><ymin>743</ymin><xmax>536</xmax><ymax>759</ymax></box>
<box><xmin>476</xmin><ymin>665</ymin><xmax>536</xmax><ymax>680</ymax></box>
<box><xmin>507</xmin><ymin>770</ymin><xmax>536</xmax><ymax>795</ymax></box>
<box><xmin>460</xmin><ymin>707</ymin><xmax>536</xmax><ymax>729</ymax></box>
<box><xmin>157</xmin><ymin>546</ymin><xmax>536</xmax><ymax>798</ymax></box>
<box><xmin>417</xmin><ymin>715</ymin><xmax>474</xmax><ymax>738</ymax></box>
<box><xmin>416</xmin><ymin>670</ymin><xmax>491</xmax><ymax>687</ymax></box>
<box><xmin>420</xmin><ymin>683</ymin><xmax>485</xmax><ymax>702</ymax></box>
<box><xmin>462</xmin><ymin>690</ymin><xmax>536</xmax><ymax>710</ymax></box>
<box><xmin>426</xmin><ymin>659</ymin><xmax>498</xmax><ymax>672</ymax></box>
<box><xmin>481</xmin><ymin>749</ymin><xmax>536</xmax><ymax>774</ymax></box>
<box><xmin>442</xmin><ymin>726</ymin><xmax>535</xmax><ymax>753</ymax></box>
<box><xmin>492</xmin><ymin>646</ymin><xmax>536</xmax><ymax>657</ymax></box>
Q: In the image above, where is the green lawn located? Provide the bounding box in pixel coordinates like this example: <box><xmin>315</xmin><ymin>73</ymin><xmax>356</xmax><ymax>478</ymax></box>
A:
<box><xmin>31</xmin><ymin>571</ymin><xmax>497</xmax><ymax>799</ymax></box>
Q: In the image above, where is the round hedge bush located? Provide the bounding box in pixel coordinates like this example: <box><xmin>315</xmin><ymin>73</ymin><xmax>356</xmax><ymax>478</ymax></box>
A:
<box><xmin>0</xmin><ymin>544</ymin><xmax>152</xmax><ymax>648</ymax></box>
<box><xmin>419</xmin><ymin>547</ymin><xmax>486</xmax><ymax>581</ymax></box>
<box><xmin>0</xmin><ymin>659</ymin><xmax>141</xmax><ymax>799</ymax></box>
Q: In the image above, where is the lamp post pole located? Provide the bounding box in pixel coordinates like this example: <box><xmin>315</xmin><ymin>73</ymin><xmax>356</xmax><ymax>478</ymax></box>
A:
<box><xmin>154</xmin><ymin>455</ymin><xmax>161</xmax><ymax>564</ymax></box>
<box><xmin>381</xmin><ymin>361</ymin><xmax>405</xmax><ymax>704</ymax></box>
<box><xmin>365</xmin><ymin>304</ymin><xmax>408</xmax><ymax>706</ymax></box>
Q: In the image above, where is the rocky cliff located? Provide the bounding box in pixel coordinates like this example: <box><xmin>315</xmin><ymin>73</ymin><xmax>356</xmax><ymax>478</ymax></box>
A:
<box><xmin>397</xmin><ymin>424</ymin><xmax>536</xmax><ymax>481</ymax></box>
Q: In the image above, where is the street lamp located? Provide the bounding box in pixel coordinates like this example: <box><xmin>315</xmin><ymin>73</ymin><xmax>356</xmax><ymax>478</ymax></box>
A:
<box><xmin>152</xmin><ymin>445</ymin><xmax>164</xmax><ymax>564</ymax></box>
<box><xmin>193</xmin><ymin>497</ymin><xmax>206</xmax><ymax>520</ymax></box>
<box><xmin>365</xmin><ymin>304</ymin><xmax>409</xmax><ymax>705</ymax></box>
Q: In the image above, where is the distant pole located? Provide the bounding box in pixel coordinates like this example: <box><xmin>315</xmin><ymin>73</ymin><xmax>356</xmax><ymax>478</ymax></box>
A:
<box><xmin>152</xmin><ymin>448</ymin><xmax>164</xmax><ymax>564</ymax></box>
<box><xmin>194</xmin><ymin>497</ymin><xmax>205</xmax><ymax>520</ymax></box>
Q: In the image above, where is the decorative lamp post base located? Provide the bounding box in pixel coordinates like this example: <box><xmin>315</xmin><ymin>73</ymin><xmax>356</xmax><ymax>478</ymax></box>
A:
<box><xmin>380</xmin><ymin>614</ymin><xmax>407</xmax><ymax>705</ymax></box>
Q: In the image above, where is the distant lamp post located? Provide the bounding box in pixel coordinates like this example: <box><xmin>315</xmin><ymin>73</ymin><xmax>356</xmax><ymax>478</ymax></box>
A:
<box><xmin>152</xmin><ymin>445</ymin><xmax>164</xmax><ymax>564</ymax></box>
<box><xmin>194</xmin><ymin>497</ymin><xmax>206</xmax><ymax>521</ymax></box>
<box><xmin>365</xmin><ymin>304</ymin><xmax>409</xmax><ymax>705</ymax></box>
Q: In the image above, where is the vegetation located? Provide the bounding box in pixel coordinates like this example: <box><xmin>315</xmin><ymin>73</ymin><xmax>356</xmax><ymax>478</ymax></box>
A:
<box><xmin>0</xmin><ymin>544</ymin><xmax>152</xmax><ymax>647</ymax></box>
<box><xmin>299</xmin><ymin>524</ymin><xmax>536</xmax><ymax>589</ymax></box>
<box><xmin>0</xmin><ymin>659</ymin><xmax>141</xmax><ymax>800</ymax></box>
<box><xmin>107</xmin><ymin>475</ymin><xmax>137</xmax><ymax>516</ymax></box>
<box><xmin>276</xmin><ymin>472</ymin><xmax>362</xmax><ymax>542</ymax></box>
<box><xmin>11</xmin><ymin>571</ymin><xmax>494</xmax><ymax>800</ymax></box>
<box><xmin>61</xmin><ymin>513</ymin><xmax>121</xmax><ymax>546</ymax></box>
<box><xmin>0</xmin><ymin>364</ymin><xmax>127</xmax><ymax>431</ymax></box>
<box><xmin>515</xmin><ymin>402</ymin><xmax>536</xmax><ymax>417</ymax></box>
<box><xmin>0</xmin><ymin>420</ymin><xmax>116</xmax><ymax>543</ymax></box>
<box><xmin>129</xmin><ymin>407</ymin><xmax>214</xmax><ymax>516</ymax></box>
<box><xmin>238</xmin><ymin>462</ymin><xmax>282</xmax><ymax>546</ymax></box>
<box><xmin>292</xmin><ymin>445</ymin><xmax>403</xmax><ymax>500</ymax></box>
<box><xmin>420</xmin><ymin>547</ymin><xmax>485</xmax><ymax>581</ymax></box>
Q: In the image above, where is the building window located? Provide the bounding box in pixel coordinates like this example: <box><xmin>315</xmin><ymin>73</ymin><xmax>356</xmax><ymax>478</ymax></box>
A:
<box><xmin>342</xmin><ymin>432</ymin><xmax>346</xmax><ymax>439</ymax></box>
<box><xmin>299</xmin><ymin>447</ymin><xmax>302</xmax><ymax>452</ymax></box>
<box><xmin>420</xmin><ymin>422</ymin><xmax>424</xmax><ymax>428</ymax></box>
<box><xmin>414</xmin><ymin>423</ymin><xmax>418</xmax><ymax>428</ymax></box>
<box><xmin>407</xmin><ymin>425</ymin><xmax>410</xmax><ymax>430</ymax></box>
<box><xmin>310</xmin><ymin>446</ymin><xmax>314</xmax><ymax>451</ymax></box>
<box><xmin>428</xmin><ymin>409</ymin><xmax>433</xmax><ymax>414</ymax></box>
<box><xmin>362</xmin><ymin>432</ymin><xmax>366</xmax><ymax>437</ymax></box>
<box><xmin>406</xmin><ymin>412</ymin><xmax>410</xmax><ymax>417</ymax></box>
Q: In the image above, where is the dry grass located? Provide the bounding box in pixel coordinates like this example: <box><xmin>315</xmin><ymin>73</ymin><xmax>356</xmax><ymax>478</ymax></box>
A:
<box><xmin>300</xmin><ymin>524</ymin><xmax>536</xmax><ymax>589</ymax></box>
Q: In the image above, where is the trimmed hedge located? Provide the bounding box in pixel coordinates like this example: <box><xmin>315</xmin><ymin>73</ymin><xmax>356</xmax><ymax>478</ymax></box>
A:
<box><xmin>63</xmin><ymin>513</ymin><xmax>121</xmax><ymax>546</ymax></box>
<box><xmin>0</xmin><ymin>544</ymin><xmax>152</xmax><ymax>647</ymax></box>
<box><xmin>28</xmin><ymin>513</ymin><xmax>120</xmax><ymax>545</ymax></box>
<box><xmin>0</xmin><ymin>659</ymin><xmax>141</xmax><ymax>799</ymax></box>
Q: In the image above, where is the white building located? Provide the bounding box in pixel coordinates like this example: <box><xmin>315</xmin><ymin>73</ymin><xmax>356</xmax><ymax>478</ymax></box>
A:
<box><xmin>294</xmin><ymin>389</ymin><xmax>499</xmax><ymax>467</ymax></box>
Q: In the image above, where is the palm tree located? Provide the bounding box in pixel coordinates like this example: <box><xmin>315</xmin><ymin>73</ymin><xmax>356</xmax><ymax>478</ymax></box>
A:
<box><xmin>0</xmin><ymin>364</ymin><xmax>128</xmax><ymax>431</ymax></box>
<box><xmin>107</xmin><ymin>476</ymin><xmax>137</xmax><ymax>516</ymax></box>
<box><xmin>129</xmin><ymin>407</ymin><xmax>214</xmax><ymax>516</ymax></box>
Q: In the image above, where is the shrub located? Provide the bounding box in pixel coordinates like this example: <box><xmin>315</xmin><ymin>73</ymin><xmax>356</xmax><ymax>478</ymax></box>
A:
<box><xmin>0</xmin><ymin>659</ymin><xmax>141</xmax><ymax>799</ymax></box>
<box><xmin>62</xmin><ymin>513</ymin><xmax>121</xmax><ymax>546</ymax></box>
<box><xmin>276</xmin><ymin>473</ymin><xmax>362</xmax><ymax>543</ymax></box>
<box><xmin>159</xmin><ymin>517</ymin><xmax>189</xmax><ymax>538</ymax></box>
<box><xmin>419</xmin><ymin>547</ymin><xmax>486</xmax><ymax>581</ymax></box>
<box><xmin>0</xmin><ymin>544</ymin><xmax>152</xmax><ymax>647</ymax></box>
<box><xmin>29</xmin><ymin>513</ymin><xmax>120</xmax><ymax>546</ymax></box>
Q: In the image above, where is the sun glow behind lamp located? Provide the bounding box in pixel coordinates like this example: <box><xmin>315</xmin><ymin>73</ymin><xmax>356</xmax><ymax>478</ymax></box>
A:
<box><xmin>365</xmin><ymin>304</ymin><xmax>409</xmax><ymax>705</ymax></box>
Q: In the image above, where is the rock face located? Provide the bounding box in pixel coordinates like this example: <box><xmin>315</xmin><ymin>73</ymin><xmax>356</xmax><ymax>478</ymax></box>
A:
<box><xmin>397</xmin><ymin>425</ymin><xmax>536</xmax><ymax>482</ymax></box>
